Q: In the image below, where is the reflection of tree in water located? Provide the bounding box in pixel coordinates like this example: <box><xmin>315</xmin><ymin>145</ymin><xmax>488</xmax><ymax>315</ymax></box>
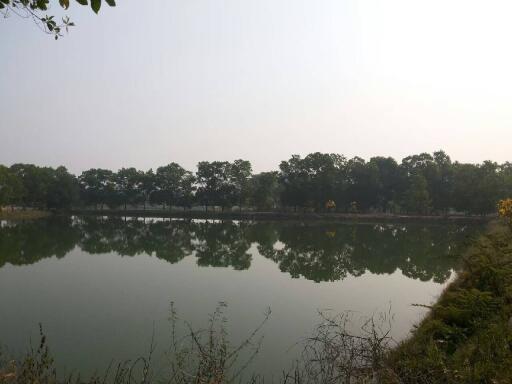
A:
<box><xmin>0</xmin><ymin>217</ymin><xmax>79</xmax><ymax>267</ymax></box>
<box><xmin>262</xmin><ymin>223</ymin><xmax>479</xmax><ymax>283</ymax></box>
<box><xmin>194</xmin><ymin>221</ymin><xmax>252</xmax><ymax>270</ymax></box>
<box><xmin>0</xmin><ymin>217</ymin><xmax>481</xmax><ymax>283</ymax></box>
<box><xmin>260</xmin><ymin>224</ymin><xmax>359</xmax><ymax>282</ymax></box>
<box><xmin>76</xmin><ymin>217</ymin><xmax>196</xmax><ymax>264</ymax></box>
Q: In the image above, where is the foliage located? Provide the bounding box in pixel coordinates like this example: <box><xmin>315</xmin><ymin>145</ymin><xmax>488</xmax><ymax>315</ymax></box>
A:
<box><xmin>0</xmin><ymin>166</ymin><xmax>22</xmax><ymax>208</ymax></box>
<box><xmin>388</xmin><ymin>221</ymin><xmax>512</xmax><ymax>383</ymax></box>
<box><xmin>2</xmin><ymin>150</ymin><xmax>512</xmax><ymax>215</ymax></box>
<box><xmin>498</xmin><ymin>198</ymin><xmax>512</xmax><ymax>224</ymax></box>
<box><xmin>0</xmin><ymin>0</ymin><xmax>114</xmax><ymax>39</ymax></box>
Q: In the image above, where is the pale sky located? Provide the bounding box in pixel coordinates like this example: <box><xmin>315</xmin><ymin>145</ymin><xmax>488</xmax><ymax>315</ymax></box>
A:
<box><xmin>1</xmin><ymin>0</ymin><xmax>512</xmax><ymax>174</ymax></box>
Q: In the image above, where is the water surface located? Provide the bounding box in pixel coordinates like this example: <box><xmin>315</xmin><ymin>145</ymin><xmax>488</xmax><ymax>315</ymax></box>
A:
<box><xmin>0</xmin><ymin>217</ymin><xmax>479</xmax><ymax>379</ymax></box>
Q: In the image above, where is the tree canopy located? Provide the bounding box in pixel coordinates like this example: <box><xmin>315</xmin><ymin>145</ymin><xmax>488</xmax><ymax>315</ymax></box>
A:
<box><xmin>1</xmin><ymin>151</ymin><xmax>511</xmax><ymax>215</ymax></box>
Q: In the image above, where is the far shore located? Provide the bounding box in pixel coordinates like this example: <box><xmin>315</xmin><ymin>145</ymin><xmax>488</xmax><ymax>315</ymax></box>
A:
<box><xmin>68</xmin><ymin>208</ymin><xmax>493</xmax><ymax>223</ymax></box>
<box><xmin>0</xmin><ymin>209</ymin><xmax>51</xmax><ymax>221</ymax></box>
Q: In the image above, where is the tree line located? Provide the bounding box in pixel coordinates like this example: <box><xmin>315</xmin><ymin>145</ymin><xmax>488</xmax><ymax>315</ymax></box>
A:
<box><xmin>1</xmin><ymin>151</ymin><xmax>511</xmax><ymax>215</ymax></box>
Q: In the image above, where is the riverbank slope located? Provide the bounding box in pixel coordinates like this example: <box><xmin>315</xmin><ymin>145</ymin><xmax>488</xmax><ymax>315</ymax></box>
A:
<box><xmin>386</xmin><ymin>220</ymin><xmax>512</xmax><ymax>383</ymax></box>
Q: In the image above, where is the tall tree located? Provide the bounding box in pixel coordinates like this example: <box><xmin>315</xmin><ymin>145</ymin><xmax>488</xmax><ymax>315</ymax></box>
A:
<box><xmin>155</xmin><ymin>163</ymin><xmax>193</xmax><ymax>209</ymax></box>
<box><xmin>403</xmin><ymin>173</ymin><xmax>431</xmax><ymax>214</ymax></box>
<box><xmin>0</xmin><ymin>165</ymin><xmax>22</xmax><ymax>208</ymax></box>
<box><xmin>116</xmin><ymin>168</ymin><xmax>144</xmax><ymax>210</ymax></box>
<box><xmin>250</xmin><ymin>172</ymin><xmax>281</xmax><ymax>210</ymax></box>
<box><xmin>229</xmin><ymin>159</ymin><xmax>252</xmax><ymax>211</ymax></box>
<box><xmin>46</xmin><ymin>166</ymin><xmax>79</xmax><ymax>209</ymax></box>
<box><xmin>79</xmin><ymin>168</ymin><xmax>116</xmax><ymax>209</ymax></box>
<box><xmin>196</xmin><ymin>161</ymin><xmax>233</xmax><ymax>211</ymax></box>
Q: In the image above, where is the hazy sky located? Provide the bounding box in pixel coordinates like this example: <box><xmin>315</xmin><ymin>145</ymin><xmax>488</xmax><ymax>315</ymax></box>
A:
<box><xmin>1</xmin><ymin>0</ymin><xmax>512</xmax><ymax>174</ymax></box>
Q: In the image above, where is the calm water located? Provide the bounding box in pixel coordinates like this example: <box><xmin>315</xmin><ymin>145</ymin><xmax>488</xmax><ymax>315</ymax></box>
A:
<box><xmin>0</xmin><ymin>217</ymin><xmax>480</xmax><ymax>379</ymax></box>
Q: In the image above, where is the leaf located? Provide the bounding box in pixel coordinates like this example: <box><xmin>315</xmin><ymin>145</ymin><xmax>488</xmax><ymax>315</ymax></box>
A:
<box><xmin>75</xmin><ymin>0</ymin><xmax>87</xmax><ymax>5</ymax></box>
<box><xmin>105</xmin><ymin>0</ymin><xmax>115</xmax><ymax>6</ymax></box>
<box><xmin>59</xmin><ymin>0</ymin><xmax>69</xmax><ymax>9</ymax></box>
<box><xmin>90</xmin><ymin>0</ymin><xmax>100</xmax><ymax>13</ymax></box>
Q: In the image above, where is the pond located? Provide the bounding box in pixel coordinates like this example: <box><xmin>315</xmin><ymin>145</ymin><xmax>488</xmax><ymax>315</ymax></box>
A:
<box><xmin>0</xmin><ymin>216</ymin><xmax>480</xmax><ymax>380</ymax></box>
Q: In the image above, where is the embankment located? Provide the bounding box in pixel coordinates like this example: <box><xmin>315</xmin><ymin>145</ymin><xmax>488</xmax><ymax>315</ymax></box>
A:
<box><xmin>386</xmin><ymin>220</ymin><xmax>512</xmax><ymax>383</ymax></box>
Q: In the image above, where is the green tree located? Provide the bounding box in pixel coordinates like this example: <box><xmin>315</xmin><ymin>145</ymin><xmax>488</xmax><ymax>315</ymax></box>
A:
<box><xmin>250</xmin><ymin>172</ymin><xmax>281</xmax><ymax>210</ymax></box>
<box><xmin>155</xmin><ymin>163</ymin><xmax>192</xmax><ymax>209</ymax></box>
<box><xmin>368</xmin><ymin>156</ymin><xmax>403</xmax><ymax>212</ymax></box>
<box><xmin>279</xmin><ymin>155</ymin><xmax>309</xmax><ymax>210</ymax></box>
<box><xmin>403</xmin><ymin>173</ymin><xmax>431</xmax><ymax>214</ymax></box>
<box><xmin>10</xmin><ymin>164</ymin><xmax>53</xmax><ymax>208</ymax></box>
<box><xmin>229</xmin><ymin>159</ymin><xmax>252</xmax><ymax>211</ymax></box>
<box><xmin>78</xmin><ymin>168</ymin><xmax>116</xmax><ymax>209</ymax></box>
<box><xmin>115</xmin><ymin>167</ymin><xmax>144</xmax><ymax>210</ymax></box>
<box><xmin>345</xmin><ymin>157</ymin><xmax>380</xmax><ymax>212</ymax></box>
<box><xmin>140</xmin><ymin>169</ymin><xmax>156</xmax><ymax>210</ymax></box>
<box><xmin>196</xmin><ymin>161</ymin><xmax>234</xmax><ymax>211</ymax></box>
<box><xmin>0</xmin><ymin>165</ymin><xmax>22</xmax><ymax>208</ymax></box>
<box><xmin>45</xmin><ymin>166</ymin><xmax>79</xmax><ymax>209</ymax></box>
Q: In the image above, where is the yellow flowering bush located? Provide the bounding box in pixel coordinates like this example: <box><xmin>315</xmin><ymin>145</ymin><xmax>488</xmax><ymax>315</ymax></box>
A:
<box><xmin>498</xmin><ymin>198</ymin><xmax>512</xmax><ymax>223</ymax></box>
<box><xmin>325</xmin><ymin>200</ymin><xmax>336</xmax><ymax>210</ymax></box>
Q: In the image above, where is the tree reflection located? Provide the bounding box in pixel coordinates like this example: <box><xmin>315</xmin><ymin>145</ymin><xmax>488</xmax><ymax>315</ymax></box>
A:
<box><xmin>0</xmin><ymin>217</ymin><xmax>79</xmax><ymax>267</ymax></box>
<box><xmin>0</xmin><ymin>217</ymin><xmax>480</xmax><ymax>283</ymax></box>
<box><xmin>194</xmin><ymin>221</ymin><xmax>252</xmax><ymax>270</ymax></box>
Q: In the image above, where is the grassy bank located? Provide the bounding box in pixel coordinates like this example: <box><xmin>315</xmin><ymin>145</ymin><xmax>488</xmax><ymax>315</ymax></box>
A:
<box><xmin>0</xmin><ymin>210</ymin><xmax>51</xmax><ymax>221</ymax></box>
<box><xmin>386</xmin><ymin>220</ymin><xmax>512</xmax><ymax>383</ymax></box>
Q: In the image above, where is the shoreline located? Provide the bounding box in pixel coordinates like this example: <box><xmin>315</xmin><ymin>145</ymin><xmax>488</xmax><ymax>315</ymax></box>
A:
<box><xmin>386</xmin><ymin>220</ymin><xmax>512</xmax><ymax>382</ymax></box>
<box><xmin>69</xmin><ymin>208</ymin><xmax>492</xmax><ymax>223</ymax></box>
<box><xmin>0</xmin><ymin>210</ymin><xmax>51</xmax><ymax>221</ymax></box>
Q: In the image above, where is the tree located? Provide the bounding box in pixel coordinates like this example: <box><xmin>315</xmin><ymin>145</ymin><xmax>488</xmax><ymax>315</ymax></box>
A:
<box><xmin>176</xmin><ymin>172</ymin><xmax>196</xmax><ymax>210</ymax></box>
<box><xmin>345</xmin><ymin>157</ymin><xmax>380</xmax><ymax>212</ymax></box>
<box><xmin>430</xmin><ymin>150</ymin><xmax>454</xmax><ymax>213</ymax></box>
<box><xmin>368</xmin><ymin>156</ymin><xmax>403</xmax><ymax>212</ymax></box>
<box><xmin>403</xmin><ymin>173</ymin><xmax>431</xmax><ymax>214</ymax></box>
<box><xmin>140</xmin><ymin>169</ymin><xmax>156</xmax><ymax>210</ymax></box>
<box><xmin>45</xmin><ymin>166</ymin><xmax>79</xmax><ymax>209</ymax></box>
<box><xmin>301</xmin><ymin>152</ymin><xmax>345</xmax><ymax>211</ymax></box>
<box><xmin>250</xmin><ymin>172</ymin><xmax>280</xmax><ymax>210</ymax></box>
<box><xmin>229</xmin><ymin>159</ymin><xmax>252</xmax><ymax>211</ymax></box>
<box><xmin>10</xmin><ymin>163</ymin><xmax>52</xmax><ymax>208</ymax></box>
<box><xmin>196</xmin><ymin>161</ymin><xmax>234</xmax><ymax>211</ymax></box>
<box><xmin>0</xmin><ymin>0</ymin><xmax>115</xmax><ymax>39</ymax></box>
<box><xmin>154</xmin><ymin>163</ymin><xmax>192</xmax><ymax>210</ymax></box>
<box><xmin>115</xmin><ymin>168</ymin><xmax>144</xmax><ymax>210</ymax></box>
<box><xmin>78</xmin><ymin>168</ymin><xmax>116</xmax><ymax>209</ymax></box>
<box><xmin>0</xmin><ymin>165</ymin><xmax>22</xmax><ymax>208</ymax></box>
<box><xmin>279</xmin><ymin>155</ymin><xmax>308</xmax><ymax>210</ymax></box>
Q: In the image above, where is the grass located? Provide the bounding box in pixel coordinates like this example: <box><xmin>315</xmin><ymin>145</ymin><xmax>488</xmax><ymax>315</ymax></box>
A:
<box><xmin>386</xmin><ymin>220</ymin><xmax>512</xmax><ymax>383</ymax></box>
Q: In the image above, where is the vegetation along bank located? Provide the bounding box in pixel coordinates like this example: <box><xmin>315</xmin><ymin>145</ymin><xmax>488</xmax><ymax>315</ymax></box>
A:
<box><xmin>1</xmin><ymin>151</ymin><xmax>511</xmax><ymax>217</ymax></box>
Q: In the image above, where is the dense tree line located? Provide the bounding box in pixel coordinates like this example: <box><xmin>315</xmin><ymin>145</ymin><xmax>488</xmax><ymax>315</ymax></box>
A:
<box><xmin>1</xmin><ymin>151</ymin><xmax>511</xmax><ymax>215</ymax></box>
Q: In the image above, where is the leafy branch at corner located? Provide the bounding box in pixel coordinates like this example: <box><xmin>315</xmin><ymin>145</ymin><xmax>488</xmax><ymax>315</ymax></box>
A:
<box><xmin>0</xmin><ymin>0</ymin><xmax>115</xmax><ymax>39</ymax></box>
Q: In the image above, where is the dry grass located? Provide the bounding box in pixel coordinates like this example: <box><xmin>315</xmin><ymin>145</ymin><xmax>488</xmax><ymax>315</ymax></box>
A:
<box><xmin>0</xmin><ymin>209</ymin><xmax>51</xmax><ymax>221</ymax></box>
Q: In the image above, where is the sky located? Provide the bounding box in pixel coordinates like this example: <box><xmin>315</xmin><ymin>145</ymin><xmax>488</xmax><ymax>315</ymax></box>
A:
<box><xmin>1</xmin><ymin>0</ymin><xmax>512</xmax><ymax>175</ymax></box>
